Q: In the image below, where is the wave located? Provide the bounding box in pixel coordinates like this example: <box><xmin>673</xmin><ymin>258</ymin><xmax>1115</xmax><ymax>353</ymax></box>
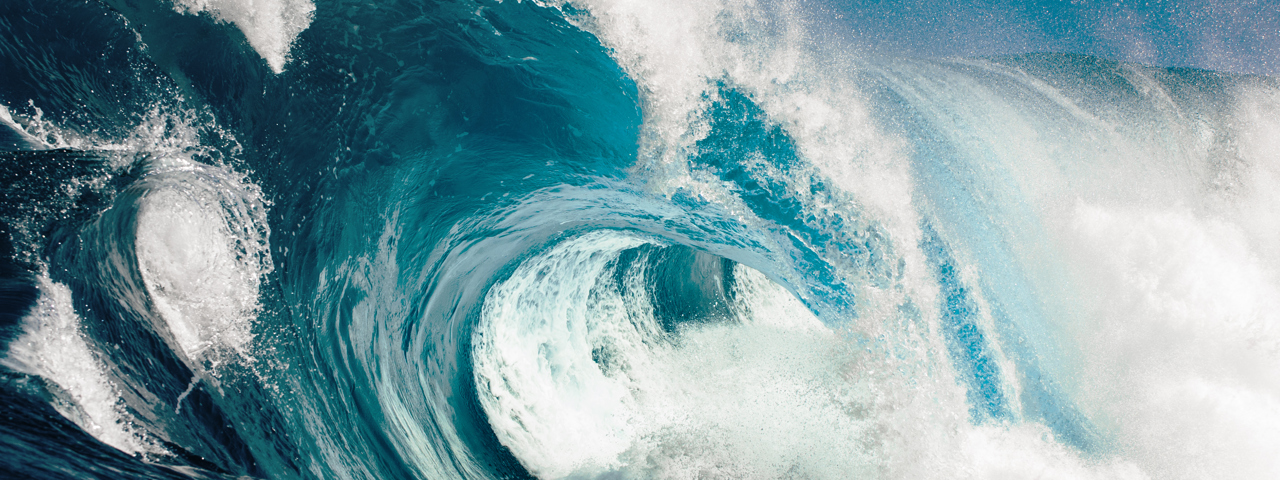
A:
<box><xmin>2</xmin><ymin>0</ymin><xmax>1279</xmax><ymax>478</ymax></box>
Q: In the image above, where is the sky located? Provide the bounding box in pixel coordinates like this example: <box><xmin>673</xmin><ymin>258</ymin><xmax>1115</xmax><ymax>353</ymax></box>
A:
<box><xmin>815</xmin><ymin>0</ymin><xmax>1280</xmax><ymax>75</ymax></box>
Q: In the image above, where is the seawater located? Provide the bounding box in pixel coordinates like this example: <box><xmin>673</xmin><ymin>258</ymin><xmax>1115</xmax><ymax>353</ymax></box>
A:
<box><xmin>1</xmin><ymin>0</ymin><xmax>1278</xmax><ymax>478</ymax></box>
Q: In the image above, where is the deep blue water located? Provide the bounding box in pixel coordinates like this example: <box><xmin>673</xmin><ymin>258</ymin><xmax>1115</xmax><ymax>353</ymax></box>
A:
<box><xmin>2</xmin><ymin>0</ymin><xmax>1279</xmax><ymax>478</ymax></box>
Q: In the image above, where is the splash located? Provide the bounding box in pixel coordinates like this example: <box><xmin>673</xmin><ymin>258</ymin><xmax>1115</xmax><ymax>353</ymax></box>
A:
<box><xmin>134</xmin><ymin>156</ymin><xmax>272</xmax><ymax>363</ymax></box>
<box><xmin>171</xmin><ymin>0</ymin><xmax>315</xmax><ymax>73</ymax></box>
<box><xmin>1</xmin><ymin>276</ymin><xmax>157</xmax><ymax>455</ymax></box>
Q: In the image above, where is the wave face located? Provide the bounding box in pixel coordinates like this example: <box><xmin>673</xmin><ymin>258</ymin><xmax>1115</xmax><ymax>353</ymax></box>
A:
<box><xmin>2</xmin><ymin>0</ymin><xmax>1279</xmax><ymax>478</ymax></box>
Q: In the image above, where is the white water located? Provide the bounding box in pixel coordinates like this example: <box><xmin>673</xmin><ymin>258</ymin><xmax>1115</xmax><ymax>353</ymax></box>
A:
<box><xmin>170</xmin><ymin>0</ymin><xmax>314</xmax><ymax>73</ymax></box>
<box><xmin>0</xmin><ymin>276</ymin><xmax>157</xmax><ymax>455</ymax></box>
<box><xmin>886</xmin><ymin>58</ymin><xmax>1280</xmax><ymax>479</ymax></box>
<box><xmin>134</xmin><ymin>156</ymin><xmax>272</xmax><ymax>365</ymax></box>
<box><xmin>474</xmin><ymin>232</ymin><xmax>885</xmax><ymax>477</ymax></box>
<box><xmin>1038</xmin><ymin>81</ymin><xmax>1280</xmax><ymax>479</ymax></box>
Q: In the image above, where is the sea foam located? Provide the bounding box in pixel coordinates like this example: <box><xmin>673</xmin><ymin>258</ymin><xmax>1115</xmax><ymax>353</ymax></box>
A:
<box><xmin>0</xmin><ymin>276</ymin><xmax>156</xmax><ymax>455</ymax></box>
<box><xmin>171</xmin><ymin>0</ymin><xmax>315</xmax><ymax>73</ymax></box>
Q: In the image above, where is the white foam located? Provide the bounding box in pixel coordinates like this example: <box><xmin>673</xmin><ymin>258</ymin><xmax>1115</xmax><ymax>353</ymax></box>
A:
<box><xmin>171</xmin><ymin>0</ymin><xmax>315</xmax><ymax>73</ymax></box>
<box><xmin>474</xmin><ymin>232</ymin><xmax>1028</xmax><ymax>478</ymax></box>
<box><xmin>134</xmin><ymin>156</ymin><xmax>271</xmax><ymax>364</ymax></box>
<box><xmin>1056</xmin><ymin>202</ymin><xmax>1280</xmax><ymax>479</ymax></box>
<box><xmin>1230</xmin><ymin>83</ymin><xmax>1280</xmax><ymax>264</ymax></box>
<box><xmin>888</xmin><ymin>59</ymin><xmax>1280</xmax><ymax>478</ymax></box>
<box><xmin>960</xmin><ymin>425</ymin><xmax>1147</xmax><ymax>480</ymax></box>
<box><xmin>1</xmin><ymin>275</ymin><xmax>156</xmax><ymax>455</ymax></box>
<box><xmin>912</xmin><ymin>65</ymin><xmax>1280</xmax><ymax>479</ymax></box>
<box><xmin>474</xmin><ymin>232</ymin><xmax>649</xmax><ymax>476</ymax></box>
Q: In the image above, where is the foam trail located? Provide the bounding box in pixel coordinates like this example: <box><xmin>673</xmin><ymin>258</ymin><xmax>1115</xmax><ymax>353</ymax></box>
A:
<box><xmin>0</xmin><ymin>275</ymin><xmax>155</xmax><ymax>455</ymax></box>
<box><xmin>174</xmin><ymin>376</ymin><xmax>199</xmax><ymax>414</ymax></box>
<box><xmin>170</xmin><ymin>0</ymin><xmax>314</xmax><ymax>73</ymax></box>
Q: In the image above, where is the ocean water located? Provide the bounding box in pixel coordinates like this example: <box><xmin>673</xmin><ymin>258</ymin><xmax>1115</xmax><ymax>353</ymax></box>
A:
<box><xmin>1</xmin><ymin>0</ymin><xmax>1278</xmax><ymax>478</ymax></box>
